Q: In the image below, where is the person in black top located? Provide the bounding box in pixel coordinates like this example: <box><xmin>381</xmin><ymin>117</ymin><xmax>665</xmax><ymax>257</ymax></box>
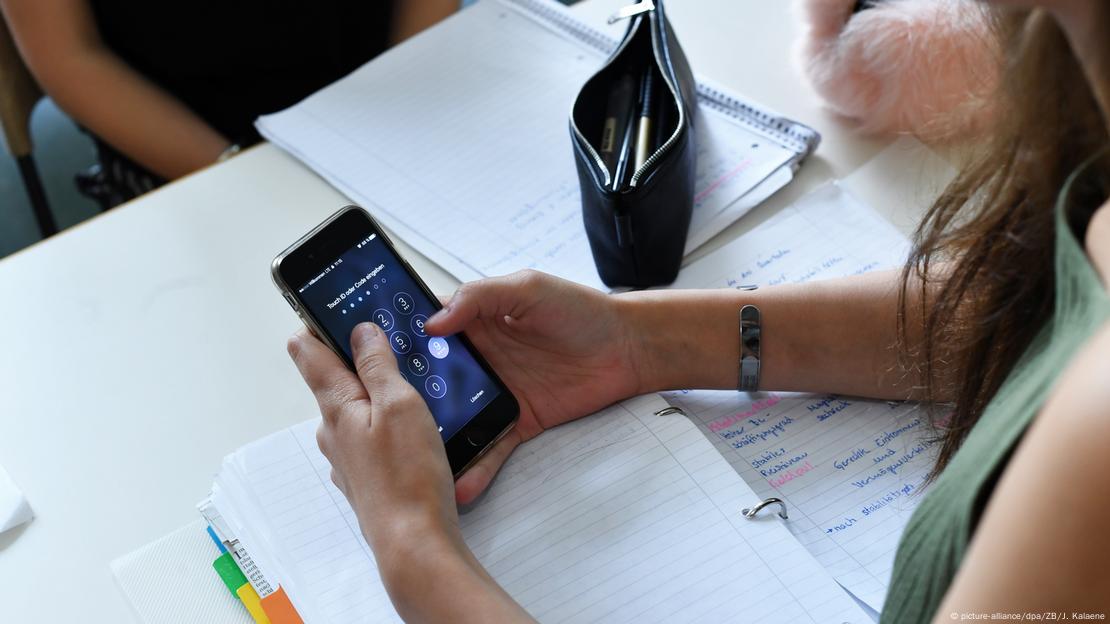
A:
<box><xmin>1</xmin><ymin>0</ymin><xmax>457</xmax><ymax>207</ymax></box>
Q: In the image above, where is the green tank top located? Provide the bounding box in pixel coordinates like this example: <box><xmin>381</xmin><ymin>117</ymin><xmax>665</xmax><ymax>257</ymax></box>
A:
<box><xmin>880</xmin><ymin>159</ymin><xmax>1110</xmax><ymax>622</ymax></box>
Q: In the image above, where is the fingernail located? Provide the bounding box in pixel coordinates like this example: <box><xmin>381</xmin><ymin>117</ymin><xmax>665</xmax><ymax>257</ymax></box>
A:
<box><xmin>286</xmin><ymin>334</ymin><xmax>301</xmax><ymax>358</ymax></box>
<box><xmin>353</xmin><ymin>322</ymin><xmax>381</xmax><ymax>346</ymax></box>
<box><xmin>428</xmin><ymin>306</ymin><xmax>449</xmax><ymax>323</ymax></box>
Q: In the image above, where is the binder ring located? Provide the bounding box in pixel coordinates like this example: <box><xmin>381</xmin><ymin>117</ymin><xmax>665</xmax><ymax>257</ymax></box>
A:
<box><xmin>741</xmin><ymin>497</ymin><xmax>788</xmax><ymax>520</ymax></box>
<box><xmin>653</xmin><ymin>407</ymin><xmax>686</xmax><ymax>417</ymax></box>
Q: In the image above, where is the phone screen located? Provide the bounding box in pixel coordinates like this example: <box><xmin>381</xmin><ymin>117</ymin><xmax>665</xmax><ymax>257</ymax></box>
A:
<box><xmin>294</xmin><ymin>232</ymin><xmax>501</xmax><ymax>441</ymax></box>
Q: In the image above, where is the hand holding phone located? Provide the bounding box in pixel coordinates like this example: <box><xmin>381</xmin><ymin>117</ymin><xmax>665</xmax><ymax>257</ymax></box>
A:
<box><xmin>272</xmin><ymin>206</ymin><xmax>519</xmax><ymax>476</ymax></box>
<box><xmin>274</xmin><ymin>206</ymin><xmax>649</xmax><ymax>503</ymax></box>
<box><xmin>287</xmin><ymin>320</ymin><xmax>462</xmax><ymax>550</ymax></box>
<box><xmin>423</xmin><ymin>270</ymin><xmax>647</xmax><ymax>504</ymax></box>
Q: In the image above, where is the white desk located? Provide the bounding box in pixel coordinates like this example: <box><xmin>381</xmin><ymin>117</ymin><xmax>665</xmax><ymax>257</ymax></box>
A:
<box><xmin>0</xmin><ymin>1</ymin><xmax>932</xmax><ymax>621</ymax></box>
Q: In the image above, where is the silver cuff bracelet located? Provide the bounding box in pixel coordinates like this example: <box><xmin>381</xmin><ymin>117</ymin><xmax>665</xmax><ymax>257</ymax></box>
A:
<box><xmin>739</xmin><ymin>304</ymin><xmax>761</xmax><ymax>392</ymax></box>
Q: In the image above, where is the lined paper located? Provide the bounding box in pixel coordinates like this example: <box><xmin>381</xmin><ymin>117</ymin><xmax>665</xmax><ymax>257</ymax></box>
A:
<box><xmin>257</xmin><ymin>0</ymin><xmax>800</xmax><ymax>290</ymax></box>
<box><xmin>214</xmin><ymin>395</ymin><xmax>869</xmax><ymax>623</ymax></box>
<box><xmin>662</xmin><ymin>182</ymin><xmax>933</xmax><ymax>612</ymax></box>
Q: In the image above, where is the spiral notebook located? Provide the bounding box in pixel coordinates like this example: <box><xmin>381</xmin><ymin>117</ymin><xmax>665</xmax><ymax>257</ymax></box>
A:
<box><xmin>257</xmin><ymin>0</ymin><xmax>820</xmax><ymax>291</ymax></box>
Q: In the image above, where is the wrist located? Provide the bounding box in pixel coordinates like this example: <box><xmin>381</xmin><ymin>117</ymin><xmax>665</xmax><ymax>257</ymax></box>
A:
<box><xmin>373</xmin><ymin>517</ymin><xmax>534</xmax><ymax>623</ymax></box>
<box><xmin>614</xmin><ymin>292</ymin><xmax>667</xmax><ymax>394</ymax></box>
<box><xmin>371</xmin><ymin>515</ymin><xmax>474</xmax><ymax>608</ymax></box>
<box><xmin>617</xmin><ymin>289</ymin><xmax>751</xmax><ymax>392</ymax></box>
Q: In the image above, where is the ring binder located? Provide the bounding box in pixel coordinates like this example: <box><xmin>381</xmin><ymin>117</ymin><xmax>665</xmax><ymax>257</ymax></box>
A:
<box><xmin>653</xmin><ymin>406</ymin><xmax>789</xmax><ymax>523</ymax></box>
<box><xmin>742</xmin><ymin>497</ymin><xmax>789</xmax><ymax>520</ymax></box>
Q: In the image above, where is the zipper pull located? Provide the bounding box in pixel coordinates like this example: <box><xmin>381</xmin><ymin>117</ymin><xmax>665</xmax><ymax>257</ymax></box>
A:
<box><xmin>607</xmin><ymin>0</ymin><xmax>655</xmax><ymax>25</ymax></box>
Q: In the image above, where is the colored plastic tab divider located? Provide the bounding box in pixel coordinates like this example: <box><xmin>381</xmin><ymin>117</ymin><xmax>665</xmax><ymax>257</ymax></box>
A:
<box><xmin>237</xmin><ymin>583</ymin><xmax>272</xmax><ymax>624</ymax></box>
<box><xmin>206</xmin><ymin>525</ymin><xmax>228</xmax><ymax>554</ymax></box>
<box><xmin>203</xmin><ymin>524</ymin><xmax>302</xmax><ymax>623</ymax></box>
<box><xmin>212</xmin><ymin>551</ymin><xmax>248</xmax><ymax>595</ymax></box>
<box><xmin>259</xmin><ymin>587</ymin><xmax>303</xmax><ymax>624</ymax></box>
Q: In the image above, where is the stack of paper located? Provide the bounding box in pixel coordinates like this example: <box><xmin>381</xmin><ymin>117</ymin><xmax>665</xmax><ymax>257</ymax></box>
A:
<box><xmin>205</xmin><ymin>395</ymin><xmax>869</xmax><ymax>622</ymax></box>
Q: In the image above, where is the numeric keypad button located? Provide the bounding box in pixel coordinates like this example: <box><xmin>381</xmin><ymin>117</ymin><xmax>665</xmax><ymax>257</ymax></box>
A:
<box><xmin>411</xmin><ymin>314</ymin><xmax>428</xmax><ymax>337</ymax></box>
<box><xmin>393</xmin><ymin>292</ymin><xmax>415</xmax><ymax>315</ymax></box>
<box><xmin>425</xmin><ymin>375</ymin><xmax>447</xmax><ymax>399</ymax></box>
<box><xmin>407</xmin><ymin>353</ymin><xmax>430</xmax><ymax>377</ymax></box>
<box><xmin>371</xmin><ymin>309</ymin><xmax>395</xmax><ymax>331</ymax></box>
<box><xmin>389</xmin><ymin>331</ymin><xmax>412</xmax><ymax>354</ymax></box>
<box><xmin>427</xmin><ymin>337</ymin><xmax>450</xmax><ymax>360</ymax></box>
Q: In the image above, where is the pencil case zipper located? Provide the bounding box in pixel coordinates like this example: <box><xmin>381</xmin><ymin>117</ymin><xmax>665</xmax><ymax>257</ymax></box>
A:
<box><xmin>569</xmin><ymin>5</ymin><xmax>687</xmax><ymax>192</ymax></box>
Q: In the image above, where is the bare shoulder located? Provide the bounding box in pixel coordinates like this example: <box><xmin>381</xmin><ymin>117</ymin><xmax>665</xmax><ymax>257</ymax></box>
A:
<box><xmin>934</xmin><ymin>322</ymin><xmax>1110</xmax><ymax>617</ymax></box>
<box><xmin>1087</xmin><ymin>201</ymin><xmax>1110</xmax><ymax>286</ymax></box>
<box><xmin>1039</xmin><ymin>318</ymin><xmax>1110</xmax><ymax>433</ymax></box>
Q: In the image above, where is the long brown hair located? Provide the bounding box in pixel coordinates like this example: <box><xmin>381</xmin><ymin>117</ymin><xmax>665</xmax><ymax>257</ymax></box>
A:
<box><xmin>900</xmin><ymin>7</ymin><xmax>1110</xmax><ymax>479</ymax></box>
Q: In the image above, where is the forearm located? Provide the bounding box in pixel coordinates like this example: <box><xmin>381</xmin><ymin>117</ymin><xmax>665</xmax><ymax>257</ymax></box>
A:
<box><xmin>39</xmin><ymin>48</ymin><xmax>229</xmax><ymax>179</ymax></box>
<box><xmin>390</xmin><ymin>0</ymin><xmax>457</xmax><ymax>44</ymax></box>
<box><xmin>623</xmin><ymin>270</ymin><xmax>930</xmax><ymax>400</ymax></box>
<box><xmin>2</xmin><ymin>0</ymin><xmax>228</xmax><ymax>179</ymax></box>
<box><xmin>378</xmin><ymin>525</ymin><xmax>534</xmax><ymax>624</ymax></box>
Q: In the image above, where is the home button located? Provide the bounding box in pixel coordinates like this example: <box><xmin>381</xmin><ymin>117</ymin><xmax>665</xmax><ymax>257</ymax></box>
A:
<box><xmin>465</xmin><ymin>432</ymin><xmax>487</xmax><ymax>448</ymax></box>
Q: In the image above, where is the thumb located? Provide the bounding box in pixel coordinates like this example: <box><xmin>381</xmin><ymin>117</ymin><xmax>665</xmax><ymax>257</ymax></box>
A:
<box><xmin>350</xmin><ymin>322</ymin><xmax>406</xmax><ymax>402</ymax></box>
<box><xmin>454</xmin><ymin>427</ymin><xmax>522</xmax><ymax>504</ymax></box>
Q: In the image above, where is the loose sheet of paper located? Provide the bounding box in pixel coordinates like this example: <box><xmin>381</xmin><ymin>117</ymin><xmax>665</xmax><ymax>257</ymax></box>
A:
<box><xmin>662</xmin><ymin>182</ymin><xmax>935</xmax><ymax>612</ymax></box>
<box><xmin>257</xmin><ymin>0</ymin><xmax>799</xmax><ymax>291</ymax></box>
<box><xmin>0</xmin><ymin>464</ymin><xmax>32</xmax><ymax>534</ymax></box>
<box><xmin>215</xmin><ymin>395</ymin><xmax>869</xmax><ymax>623</ymax></box>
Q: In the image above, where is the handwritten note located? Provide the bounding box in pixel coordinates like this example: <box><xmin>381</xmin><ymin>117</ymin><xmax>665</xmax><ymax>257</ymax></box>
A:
<box><xmin>257</xmin><ymin>0</ymin><xmax>802</xmax><ymax>291</ymax></box>
<box><xmin>663</xmin><ymin>182</ymin><xmax>934</xmax><ymax>612</ymax></box>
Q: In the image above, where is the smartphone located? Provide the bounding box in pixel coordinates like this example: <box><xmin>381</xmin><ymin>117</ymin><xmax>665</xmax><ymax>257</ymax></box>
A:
<box><xmin>271</xmin><ymin>206</ymin><xmax>519</xmax><ymax>477</ymax></box>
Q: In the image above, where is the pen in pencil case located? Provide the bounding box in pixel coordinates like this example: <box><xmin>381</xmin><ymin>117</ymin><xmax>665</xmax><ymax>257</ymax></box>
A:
<box><xmin>610</xmin><ymin>73</ymin><xmax>641</xmax><ymax>192</ymax></box>
<box><xmin>200</xmin><ymin>498</ymin><xmax>304</xmax><ymax>624</ymax></box>
<box><xmin>634</xmin><ymin>68</ymin><xmax>656</xmax><ymax>171</ymax></box>
<box><xmin>600</xmin><ymin>73</ymin><xmax>636</xmax><ymax>176</ymax></box>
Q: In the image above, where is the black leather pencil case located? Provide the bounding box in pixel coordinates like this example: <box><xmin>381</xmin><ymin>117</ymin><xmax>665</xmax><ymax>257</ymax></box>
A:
<box><xmin>570</xmin><ymin>0</ymin><xmax>697</xmax><ymax>288</ymax></box>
